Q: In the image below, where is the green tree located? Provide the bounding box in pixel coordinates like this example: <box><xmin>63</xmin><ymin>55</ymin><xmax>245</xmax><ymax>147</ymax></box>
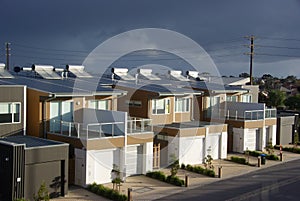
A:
<box><xmin>267</xmin><ymin>90</ymin><xmax>286</xmax><ymax>108</ymax></box>
<box><xmin>239</xmin><ymin>72</ymin><xmax>250</xmax><ymax>78</ymax></box>
<box><xmin>284</xmin><ymin>95</ymin><xmax>300</xmax><ymax>110</ymax></box>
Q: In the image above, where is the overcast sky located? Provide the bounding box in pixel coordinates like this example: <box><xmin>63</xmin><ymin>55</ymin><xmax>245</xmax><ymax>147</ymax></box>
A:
<box><xmin>1</xmin><ymin>0</ymin><xmax>300</xmax><ymax>77</ymax></box>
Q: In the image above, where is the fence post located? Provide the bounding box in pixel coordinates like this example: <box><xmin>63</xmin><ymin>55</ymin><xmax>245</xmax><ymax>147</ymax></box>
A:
<box><xmin>218</xmin><ymin>166</ymin><xmax>222</xmax><ymax>178</ymax></box>
<box><xmin>185</xmin><ymin>175</ymin><xmax>189</xmax><ymax>187</ymax></box>
<box><xmin>128</xmin><ymin>188</ymin><xmax>133</xmax><ymax>201</ymax></box>
<box><xmin>258</xmin><ymin>156</ymin><xmax>261</xmax><ymax>167</ymax></box>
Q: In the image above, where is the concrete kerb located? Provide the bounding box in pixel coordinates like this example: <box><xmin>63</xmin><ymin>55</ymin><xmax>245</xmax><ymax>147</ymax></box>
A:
<box><xmin>135</xmin><ymin>151</ymin><xmax>300</xmax><ymax>201</ymax></box>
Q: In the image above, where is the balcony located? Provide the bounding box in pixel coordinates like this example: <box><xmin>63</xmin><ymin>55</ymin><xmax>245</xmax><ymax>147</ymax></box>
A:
<box><xmin>215</xmin><ymin>102</ymin><xmax>277</xmax><ymax>121</ymax></box>
<box><xmin>49</xmin><ymin>115</ymin><xmax>153</xmax><ymax>139</ymax></box>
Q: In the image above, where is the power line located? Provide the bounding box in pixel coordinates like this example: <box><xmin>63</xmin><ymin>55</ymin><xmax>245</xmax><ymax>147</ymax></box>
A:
<box><xmin>256</xmin><ymin>45</ymin><xmax>300</xmax><ymax>50</ymax></box>
<box><xmin>259</xmin><ymin>36</ymin><xmax>300</xmax><ymax>42</ymax></box>
<box><xmin>12</xmin><ymin>43</ymin><xmax>90</xmax><ymax>53</ymax></box>
<box><xmin>255</xmin><ymin>53</ymin><xmax>300</xmax><ymax>58</ymax></box>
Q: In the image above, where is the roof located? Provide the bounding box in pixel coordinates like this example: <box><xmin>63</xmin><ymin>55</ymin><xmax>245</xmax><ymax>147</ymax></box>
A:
<box><xmin>113</xmin><ymin>79</ymin><xmax>202</xmax><ymax>96</ymax></box>
<box><xmin>0</xmin><ymin>75</ymin><xmax>126</xmax><ymax>97</ymax></box>
<box><xmin>0</xmin><ymin>135</ymin><xmax>67</xmax><ymax>148</ymax></box>
<box><xmin>187</xmin><ymin>80</ymin><xmax>248</xmax><ymax>93</ymax></box>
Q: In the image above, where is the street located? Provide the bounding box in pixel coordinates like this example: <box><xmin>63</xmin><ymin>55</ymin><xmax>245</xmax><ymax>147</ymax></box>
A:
<box><xmin>157</xmin><ymin>159</ymin><xmax>300</xmax><ymax>201</ymax></box>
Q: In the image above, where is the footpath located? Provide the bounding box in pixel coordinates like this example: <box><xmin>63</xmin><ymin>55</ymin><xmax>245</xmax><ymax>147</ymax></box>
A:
<box><xmin>52</xmin><ymin>150</ymin><xmax>300</xmax><ymax>201</ymax></box>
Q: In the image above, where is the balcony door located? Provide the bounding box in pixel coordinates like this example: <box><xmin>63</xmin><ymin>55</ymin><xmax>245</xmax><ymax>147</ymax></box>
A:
<box><xmin>49</xmin><ymin>101</ymin><xmax>74</xmax><ymax>134</ymax></box>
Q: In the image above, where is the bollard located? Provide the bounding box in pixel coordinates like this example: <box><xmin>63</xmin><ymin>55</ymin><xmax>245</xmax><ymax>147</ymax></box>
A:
<box><xmin>128</xmin><ymin>188</ymin><xmax>133</xmax><ymax>201</ymax></box>
<box><xmin>218</xmin><ymin>166</ymin><xmax>222</xmax><ymax>178</ymax></box>
<box><xmin>185</xmin><ymin>175</ymin><xmax>189</xmax><ymax>187</ymax></box>
<box><xmin>258</xmin><ymin>156</ymin><xmax>261</xmax><ymax>167</ymax></box>
<box><xmin>280</xmin><ymin>152</ymin><xmax>283</xmax><ymax>161</ymax></box>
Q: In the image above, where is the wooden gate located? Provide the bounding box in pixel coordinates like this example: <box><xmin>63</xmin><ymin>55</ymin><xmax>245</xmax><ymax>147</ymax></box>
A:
<box><xmin>153</xmin><ymin>143</ymin><xmax>160</xmax><ymax>169</ymax></box>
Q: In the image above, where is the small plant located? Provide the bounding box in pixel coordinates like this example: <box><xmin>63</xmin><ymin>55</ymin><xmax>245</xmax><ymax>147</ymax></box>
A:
<box><xmin>33</xmin><ymin>181</ymin><xmax>50</xmax><ymax>201</ymax></box>
<box><xmin>204</xmin><ymin>155</ymin><xmax>214</xmax><ymax>170</ymax></box>
<box><xmin>170</xmin><ymin>160</ymin><xmax>180</xmax><ymax>177</ymax></box>
<box><xmin>265</xmin><ymin>140</ymin><xmax>274</xmax><ymax>155</ymax></box>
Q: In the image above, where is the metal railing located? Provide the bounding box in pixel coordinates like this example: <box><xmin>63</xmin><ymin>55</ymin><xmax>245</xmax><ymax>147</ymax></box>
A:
<box><xmin>49</xmin><ymin>117</ymin><xmax>154</xmax><ymax>139</ymax></box>
<box><xmin>265</xmin><ymin>108</ymin><xmax>277</xmax><ymax>118</ymax></box>
<box><xmin>49</xmin><ymin>120</ymin><xmax>125</xmax><ymax>139</ymax></box>
<box><xmin>127</xmin><ymin>117</ymin><xmax>153</xmax><ymax>134</ymax></box>
<box><xmin>221</xmin><ymin>108</ymin><xmax>276</xmax><ymax>120</ymax></box>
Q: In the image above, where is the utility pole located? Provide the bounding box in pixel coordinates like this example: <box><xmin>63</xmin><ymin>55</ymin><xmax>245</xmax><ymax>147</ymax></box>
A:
<box><xmin>5</xmin><ymin>42</ymin><xmax>11</xmax><ymax>70</ymax></box>
<box><xmin>245</xmin><ymin>36</ymin><xmax>255</xmax><ymax>85</ymax></box>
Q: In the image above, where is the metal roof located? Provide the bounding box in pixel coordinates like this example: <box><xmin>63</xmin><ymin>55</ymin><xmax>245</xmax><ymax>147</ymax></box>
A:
<box><xmin>0</xmin><ymin>75</ymin><xmax>126</xmax><ymax>97</ymax></box>
<box><xmin>114</xmin><ymin>79</ymin><xmax>202</xmax><ymax>96</ymax></box>
<box><xmin>0</xmin><ymin>135</ymin><xmax>66</xmax><ymax>148</ymax></box>
<box><xmin>187</xmin><ymin>80</ymin><xmax>248</xmax><ymax>93</ymax></box>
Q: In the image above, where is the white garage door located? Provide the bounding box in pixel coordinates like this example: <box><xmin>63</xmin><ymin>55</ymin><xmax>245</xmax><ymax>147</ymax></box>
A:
<box><xmin>92</xmin><ymin>149</ymin><xmax>120</xmax><ymax>184</ymax></box>
<box><xmin>126</xmin><ymin>145</ymin><xmax>143</xmax><ymax>176</ymax></box>
<box><xmin>206</xmin><ymin>134</ymin><xmax>220</xmax><ymax>160</ymax></box>
<box><xmin>180</xmin><ymin>137</ymin><xmax>205</xmax><ymax>165</ymax></box>
<box><xmin>244</xmin><ymin>129</ymin><xmax>257</xmax><ymax>151</ymax></box>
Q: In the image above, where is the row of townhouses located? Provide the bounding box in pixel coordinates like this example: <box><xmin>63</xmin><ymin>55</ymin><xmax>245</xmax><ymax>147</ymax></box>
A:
<box><xmin>0</xmin><ymin>64</ymin><xmax>277</xmax><ymax>200</ymax></box>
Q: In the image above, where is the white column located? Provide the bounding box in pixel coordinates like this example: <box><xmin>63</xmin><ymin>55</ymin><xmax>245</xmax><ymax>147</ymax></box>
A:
<box><xmin>261</xmin><ymin>127</ymin><xmax>266</xmax><ymax>151</ymax></box>
<box><xmin>143</xmin><ymin>142</ymin><xmax>153</xmax><ymax>174</ymax></box>
<box><xmin>271</xmin><ymin>125</ymin><xmax>277</xmax><ymax>146</ymax></box>
<box><xmin>220</xmin><ymin>131</ymin><xmax>228</xmax><ymax>159</ymax></box>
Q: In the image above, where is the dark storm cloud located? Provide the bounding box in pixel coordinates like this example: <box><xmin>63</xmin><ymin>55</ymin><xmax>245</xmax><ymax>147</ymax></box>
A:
<box><xmin>0</xmin><ymin>0</ymin><xmax>300</xmax><ymax>77</ymax></box>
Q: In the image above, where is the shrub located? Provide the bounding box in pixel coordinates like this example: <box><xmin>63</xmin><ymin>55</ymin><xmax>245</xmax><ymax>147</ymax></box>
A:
<box><xmin>247</xmin><ymin>150</ymin><xmax>261</xmax><ymax>157</ymax></box>
<box><xmin>275</xmin><ymin>145</ymin><xmax>300</xmax><ymax>154</ymax></box>
<box><xmin>182</xmin><ymin>164</ymin><xmax>215</xmax><ymax>177</ymax></box>
<box><xmin>146</xmin><ymin>171</ymin><xmax>166</xmax><ymax>182</ymax></box>
<box><xmin>87</xmin><ymin>182</ymin><xmax>127</xmax><ymax>201</ymax></box>
<box><xmin>266</xmin><ymin>154</ymin><xmax>279</xmax><ymax>160</ymax></box>
<box><xmin>231</xmin><ymin>156</ymin><xmax>247</xmax><ymax>164</ymax></box>
<box><xmin>181</xmin><ymin>163</ymin><xmax>186</xmax><ymax>170</ymax></box>
<box><xmin>166</xmin><ymin>175</ymin><xmax>185</xmax><ymax>186</ymax></box>
<box><xmin>146</xmin><ymin>171</ymin><xmax>185</xmax><ymax>186</ymax></box>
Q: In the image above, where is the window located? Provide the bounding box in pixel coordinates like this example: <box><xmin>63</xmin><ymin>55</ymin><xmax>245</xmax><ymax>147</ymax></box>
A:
<box><xmin>88</xmin><ymin>100</ymin><xmax>109</xmax><ymax>110</ymax></box>
<box><xmin>125</xmin><ymin>100</ymin><xmax>142</xmax><ymax>107</ymax></box>
<box><xmin>226</xmin><ymin>95</ymin><xmax>237</xmax><ymax>102</ymax></box>
<box><xmin>152</xmin><ymin>99</ymin><xmax>170</xmax><ymax>114</ymax></box>
<box><xmin>242</xmin><ymin>94</ymin><xmax>252</xmax><ymax>103</ymax></box>
<box><xmin>49</xmin><ymin>101</ymin><xmax>74</xmax><ymax>132</ymax></box>
<box><xmin>175</xmin><ymin>98</ymin><xmax>190</xmax><ymax>112</ymax></box>
<box><xmin>0</xmin><ymin>102</ymin><xmax>21</xmax><ymax>123</ymax></box>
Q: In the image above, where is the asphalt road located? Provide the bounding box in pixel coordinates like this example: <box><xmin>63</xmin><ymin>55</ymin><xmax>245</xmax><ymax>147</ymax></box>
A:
<box><xmin>157</xmin><ymin>159</ymin><xmax>300</xmax><ymax>201</ymax></box>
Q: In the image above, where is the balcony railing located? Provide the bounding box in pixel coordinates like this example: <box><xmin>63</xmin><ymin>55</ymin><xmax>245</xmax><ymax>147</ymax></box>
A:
<box><xmin>221</xmin><ymin>108</ymin><xmax>276</xmax><ymax>121</ymax></box>
<box><xmin>49</xmin><ymin>120</ymin><xmax>125</xmax><ymax>139</ymax></box>
<box><xmin>127</xmin><ymin>117</ymin><xmax>153</xmax><ymax>134</ymax></box>
<box><xmin>265</xmin><ymin>108</ymin><xmax>277</xmax><ymax>118</ymax></box>
<box><xmin>49</xmin><ymin>117</ymin><xmax>153</xmax><ymax>139</ymax></box>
